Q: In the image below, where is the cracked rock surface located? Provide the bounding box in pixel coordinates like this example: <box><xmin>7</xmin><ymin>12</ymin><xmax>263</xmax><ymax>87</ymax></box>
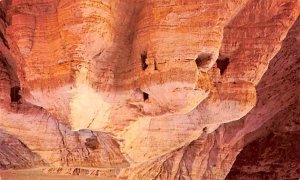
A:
<box><xmin>0</xmin><ymin>0</ymin><xmax>299</xmax><ymax>179</ymax></box>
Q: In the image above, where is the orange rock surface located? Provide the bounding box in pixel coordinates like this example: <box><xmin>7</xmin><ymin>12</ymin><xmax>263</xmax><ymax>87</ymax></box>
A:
<box><xmin>0</xmin><ymin>0</ymin><xmax>299</xmax><ymax>179</ymax></box>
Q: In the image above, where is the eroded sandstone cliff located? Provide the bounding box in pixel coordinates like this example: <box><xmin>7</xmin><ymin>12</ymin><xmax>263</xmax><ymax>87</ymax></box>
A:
<box><xmin>0</xmin><ymin>0</ymin><xmax>299</xmax><ymax>179</ymax></box>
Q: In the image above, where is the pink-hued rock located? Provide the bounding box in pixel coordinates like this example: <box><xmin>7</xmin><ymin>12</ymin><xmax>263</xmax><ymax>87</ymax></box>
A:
<box><xmin>119</xmin><ymin>16</ymin><xmax>300</xmax><ymax>179</ymax></box>
<box><xmin>0</xmin><ymin>130</ymin><xmax>46</xmax><ymax>169</ymax></box>
<box><xmin>0</xmin><ymin>0</ymin><xmax>299</xmax><ymax>179</ymax></box>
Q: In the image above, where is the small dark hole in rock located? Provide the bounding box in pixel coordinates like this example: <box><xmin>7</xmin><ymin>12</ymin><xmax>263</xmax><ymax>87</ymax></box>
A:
<box><xmin>195</xmin><ymin>53</ymin><xmax>212</xmax><ymax>69</ymax></box>
<box><xmin>85</xmin><ymin>136</ymin><xmax>99</xmax><ymax>150</ymax></box>
<box><xmin>10</xmin><ymin>86</ymin><xmax>21</xmax><ymax>102</ymax></box>
<box><xmin>203</xmin><ymin>127</ymin><xmax>207</xmax><ymax>133</ymax></box>
<box><xmin>143</xmin><ymin>92</ymin><xmax>149</xmax><ymax>101</ymax></box>
<box><xmin>216</xmin><ymin>57</ymin><xmax>229</xmax><ymax>75</ymax></box>
<box><xmin>141</xmin><ymin>51</ymin><xmax>148</xmax><ymax>70</ymax></box>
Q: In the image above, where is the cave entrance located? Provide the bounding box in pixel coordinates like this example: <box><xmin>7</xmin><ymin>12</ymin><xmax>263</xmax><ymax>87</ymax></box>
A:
<box><xmin>195</xmin><ymin>53</ymin><xmax>212</xmax><ymax>69</ymax></box>
<box><xmin>143</xmin><ymin>92</ymin><xmax>149</xmax><ymax>101</ymax></box>
<box><xmin>216</xmin><ymin>57</ymin><xmax>229</xmax><ymax>75</ymax></box>
<box><xmin>10</xmin><ymin>86</ymin><xmax>21</xmax><ymax>102</ymax></box>
<box><xmin>141</xmin><ymin>51</ymin><xmax>148</xmax><ymax>70</ymax></box>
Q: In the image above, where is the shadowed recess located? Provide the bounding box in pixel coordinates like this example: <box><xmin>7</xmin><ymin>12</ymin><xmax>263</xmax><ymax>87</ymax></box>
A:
<box><xmin>10</xmin><ymin>86</ymin><xmax>21</xmax><ymax>102</ymax></box>
<box><xmin>216</xmin><ymin>56</ymin><xmax>229</xmax><ymax>75</ymax></box>
<box><xmin>141</xmin><ymin>51</ymin><xmax>148</xmax><ymax>70</ymax></box>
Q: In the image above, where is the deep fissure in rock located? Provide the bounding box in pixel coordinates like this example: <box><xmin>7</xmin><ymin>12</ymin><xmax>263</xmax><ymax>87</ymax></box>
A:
<box><xmin>216</xmin><ymin>57</ymin><xmax>229</xmax><ymax>75</ymax></box>
<box><xmin>10</xmin><ymin>86</ymin><xmax>21</xmax><ymax>102</ymax></box>
<box><xmin>154</xmin><ymin>60</ymin><xmax>158</xmax><ymax>70</ymax></box>
<box><xmin>141</xmin><ymin>51</ymin><xmax>148</xmax><ymax>70</ymax></box>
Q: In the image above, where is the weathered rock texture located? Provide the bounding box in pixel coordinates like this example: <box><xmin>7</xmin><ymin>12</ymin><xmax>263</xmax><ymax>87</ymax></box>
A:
<box><xmin>226</xmin><ymin>16</ymin><xmax>300</xmax><ymax>180</ymax></box>
<box><xmin>0</xmin><ymin>0</ymin><xmax>299</xmax><ymax>179</ymax></box>
<box><xmin>0</xmin><ymin>130</ymin><xmax>46</xmax><ymax>169</ymax></box>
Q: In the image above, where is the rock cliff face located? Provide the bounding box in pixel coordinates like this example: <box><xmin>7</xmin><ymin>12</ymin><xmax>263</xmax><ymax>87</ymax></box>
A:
<box><xmin>0</xmin><ymin>130</ymin><xmax>46</xmax><ymax>169</ymax></box>
<box><xmin>226</xmin><ymin>17</ymin><xmax>300</xmax><ymax>180</ymax></box>
<box><xmin>0</xmin><ymin>0</ymin><xmax>299</xmax><ymax>179</ymax></box>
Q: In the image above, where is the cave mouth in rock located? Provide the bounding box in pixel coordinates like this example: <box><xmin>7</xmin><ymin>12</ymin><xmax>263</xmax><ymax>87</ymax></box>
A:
<box><xmin>141</xmin><ymin>51</ymin><xmax>148</xmax><ymax>70</ymax></box>
<box><xmin>10</xmin><ymin>86</ymin><xmax>21</xmax><ymax>102</ymax></box>
<box><xmin>216</xmin><ymin>56</ymin><xmax>229</xmax><ymax>75</ymax></box>
<box><xmin>143</xmin><ymin>92</ymin><xmax>149</xmax><ymax>101</ymax></box>
<box><xmin>0</xmin><ymin>0</ymin><xmax>298</xmax><ymax>179</ymax></box>
<box><xmin>195</xmin><ymin>53</ymin><xmax>212</xmax><ymax>69</ymax></box>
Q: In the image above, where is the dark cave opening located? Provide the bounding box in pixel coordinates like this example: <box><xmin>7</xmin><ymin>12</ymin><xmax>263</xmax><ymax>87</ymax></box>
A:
<box><xmin>143</xmin><ymin>92</ymin><xmax>149</xmax><ymax>101</ymax></box>
<box><xmin>216</xmin><ymin>57</ymin><xmax>229</xmax><ymax>75</ymax></box>
<box><xmin>10</xmin><ymin>86</ymin><xmax>21</xmax><ymax>102</ymax></box>
<box><xmin>141</xmin><ymin>51</ymin><xmax>148</xmax><ymax>70</ymax></box>
<box><xmin>195</xmin><ymin>53</ymin><xmax>212</xmax><ymax>69</ymax></box>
